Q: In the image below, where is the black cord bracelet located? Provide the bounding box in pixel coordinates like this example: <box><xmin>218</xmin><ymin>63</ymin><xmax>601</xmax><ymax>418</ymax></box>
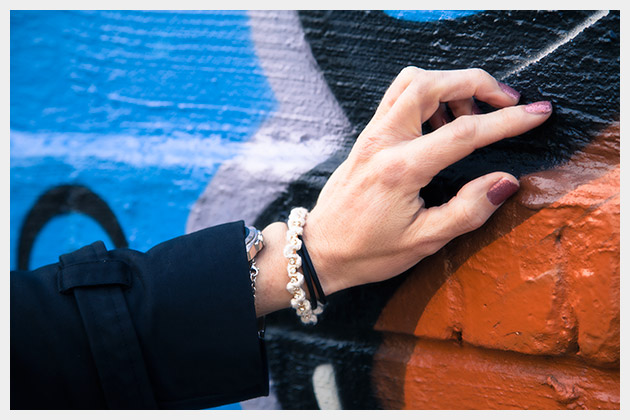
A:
<box><xmin>297</xmin><ymin>247</ymin><xmax>318</xmax><ymax>309</ymax></box>
<box><xmin>298</xmin><ymin>237</ymin><xmax>327</xmax><ymax>306</ymax></box>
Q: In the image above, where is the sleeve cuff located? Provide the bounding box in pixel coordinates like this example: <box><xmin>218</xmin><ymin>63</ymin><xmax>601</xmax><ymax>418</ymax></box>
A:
<box><xmin>119</xmin><ymin>220</ymin><xmax>269</xmax><ymax>409</ymax></box>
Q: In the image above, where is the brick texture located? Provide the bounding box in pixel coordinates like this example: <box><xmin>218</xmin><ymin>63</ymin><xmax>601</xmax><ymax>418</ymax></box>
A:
<box><xmin>372</xmin><ymin>334</ymin><xmax>620</xmax><ymax>409</ymax></box>
<box><xmin>373</xmin><ymin>125</ymin><xmax>619</xmax><ymax>408</ymax></box>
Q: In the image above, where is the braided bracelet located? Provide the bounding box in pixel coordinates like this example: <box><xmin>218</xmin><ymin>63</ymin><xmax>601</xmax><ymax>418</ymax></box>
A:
<box><xmin>284</xmin><ymin>207</ymin><xmax>324</xmax><ymax>324</ymax></box>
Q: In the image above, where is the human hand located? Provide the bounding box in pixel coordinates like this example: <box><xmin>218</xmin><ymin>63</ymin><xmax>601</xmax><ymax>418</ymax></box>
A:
<box><xmin>302</xmin><ymin>67</ymin><xmax>552</xmax><ymax>295</ymax></box>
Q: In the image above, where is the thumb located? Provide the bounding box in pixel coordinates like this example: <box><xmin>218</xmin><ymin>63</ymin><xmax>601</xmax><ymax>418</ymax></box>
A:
<box><xmin>420</xmin><ymin>172</ymin><xmax>519</xmax><ymax>244</ymax></box>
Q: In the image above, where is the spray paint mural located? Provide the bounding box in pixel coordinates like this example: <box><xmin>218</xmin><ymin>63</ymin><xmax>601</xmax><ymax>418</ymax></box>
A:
<box><xmin>11</xmin><ymin>10</ymin><xmax>619</xmax><ymax>409</ymax></box>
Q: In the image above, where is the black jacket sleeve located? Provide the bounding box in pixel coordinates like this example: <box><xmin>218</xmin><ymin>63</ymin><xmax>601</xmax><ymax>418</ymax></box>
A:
<box><xmin>10</xmin><ymin>220</ymin><xmax>269</xmax><ymax>409</ymax></box>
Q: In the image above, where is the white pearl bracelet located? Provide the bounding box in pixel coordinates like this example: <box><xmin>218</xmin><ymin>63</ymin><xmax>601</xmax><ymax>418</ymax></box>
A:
<box><xmin>285</xmin><ymin>207</ymin><xmax>323</xmax><ymax>324</ymax></box>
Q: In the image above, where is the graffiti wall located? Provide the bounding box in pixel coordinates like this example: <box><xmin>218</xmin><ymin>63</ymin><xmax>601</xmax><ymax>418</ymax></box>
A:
<box><xmin>10</xmin><ymin>10</ymin><xmax>619</xmax><ymax>409</ymax></box>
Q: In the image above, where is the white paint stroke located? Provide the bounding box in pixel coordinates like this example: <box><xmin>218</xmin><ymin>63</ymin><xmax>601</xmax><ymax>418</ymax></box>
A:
<box><xmin>186</xmin><ymin>11</ymin><xmax>352</xmax><ymax>231</ymax></box>
<box><xmin>312</xmin><ymin>363</ymin><xmax>342</xmax><ymax>410</ymax></box>
<box><xmin>10</xmin><ymin>130</ymin><xmax>240</xmax><ymax>172</ymax></box>
<box><xmin>501</xmin><ymin>10</ymin><xmax>609</xmax><ymax>79</ymax></box>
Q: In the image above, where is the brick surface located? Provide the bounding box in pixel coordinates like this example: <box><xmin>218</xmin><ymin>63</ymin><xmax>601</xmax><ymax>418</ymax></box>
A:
<box><xmin>372</xmin><ymin>334</ymin><xmax>620</xmax><ymax>409</ymax></box>
<box><xmin>561</xmin><ymin>174</ymin><xmax>620</xmax><ymax>366</ymax></box>
<box><xmin>376</xmin><ymin>127</ymin><xmax>619</xmax><ymax>363</ymax></box>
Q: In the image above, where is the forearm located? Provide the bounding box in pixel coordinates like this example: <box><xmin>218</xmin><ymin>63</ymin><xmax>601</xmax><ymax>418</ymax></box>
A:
<box><xmin>11</xmin><ymin>223</ymin><xmax>269</xmax><ymax>409</ymax></box>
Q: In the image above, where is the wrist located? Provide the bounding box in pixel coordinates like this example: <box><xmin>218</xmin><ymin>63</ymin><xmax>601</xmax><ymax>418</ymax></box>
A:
<box><xmin>300</xmin><ymin>210</ymin><xmax>346</xmax><ymax>297</ymax></box>
<box><xmin>253</xmin><ymin>222</ymin><xmax>291</xmax><ymax>317</ymax></box>
<box><xmin>251</xmin><ymin>211</ymin><xmax>346</xmax><ymax>319</ymax></box>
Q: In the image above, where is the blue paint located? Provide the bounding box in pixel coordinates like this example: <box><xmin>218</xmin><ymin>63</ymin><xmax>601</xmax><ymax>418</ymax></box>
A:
<box><xmin>384</xmin><ymin>10</ymin><xmax>482</xmax><ymax>22</ymax></box>
<box><xmin>10</xmin><ymin>10</ymin><xmax>277</xmax><ymax>275</ymax></box>
<box><xmin>11</xmin><ymin>155</ymin><xmax>223</xmax><ymax>269</ymax></box>
<box><xmin>10</xmin><ymin>10</ymin><xmax>275</xmax><ymax>139</ymax></box>
<box><xmin>11</xmin><ymin>9</ymin><xmax>278</xmax><ymax>411</ymax></box>
<box><xmin>31</xmin><ymin>213</ymin><xmax>116</xmax><ymax>269</ymax></box>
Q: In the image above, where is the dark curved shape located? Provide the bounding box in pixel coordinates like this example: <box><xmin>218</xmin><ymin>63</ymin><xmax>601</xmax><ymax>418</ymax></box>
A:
<box><xmin>17</xmin><ymin>184</ymin><xmax>128</xmax><ymax>270</ymax></box>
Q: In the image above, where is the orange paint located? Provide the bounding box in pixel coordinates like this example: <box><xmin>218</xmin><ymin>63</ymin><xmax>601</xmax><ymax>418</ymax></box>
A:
<box><xmin>372</xmin><ymin>335</ymin><xmax>620</xmax><ymax>409</ymax></box>
<box><xmin>562</xmin><ymin>193</ymin><xmax>620</xmax><ymax>365</ymax></box>
<box><xmin>372</xmin><ymin>123</ymin><xmax>619</xmax><ymax>409</ymax></box>
<box><xmin>414</xmin><ymin>166</ymin><xmax>619</xmax><ymax>356</ymax></box>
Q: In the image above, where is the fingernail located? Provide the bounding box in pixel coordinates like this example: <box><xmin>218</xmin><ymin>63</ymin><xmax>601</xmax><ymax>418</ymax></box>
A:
<box><xmin>498</xmin><ymin>82</ymin><xmax>521</xmax><ymax>102</ymax></box>
<box><xmin>487</xmin><ymin>178</ymin><xmax>519</xmax><ymax>205</ymax></box>
<box><xmin>525</xmin><ymin>101</ymin><xmax>553</xmax><ymax>114</ymax></box>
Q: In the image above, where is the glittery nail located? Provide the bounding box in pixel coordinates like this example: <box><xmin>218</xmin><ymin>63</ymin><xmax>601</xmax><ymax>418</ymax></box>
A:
<box><xmin>525</xmin><ymin>101</ymin><xmax>553</xmax><ymax>114</ymax></box>
<box><xmin>487</xmin><ymin>178</ymin><xmax>519</xmax><ymax>206</ymax></box>
<box><xmin>498</xmin><ymin>82</ymin><xmax>521</xmax><ymax>102</ymax></box>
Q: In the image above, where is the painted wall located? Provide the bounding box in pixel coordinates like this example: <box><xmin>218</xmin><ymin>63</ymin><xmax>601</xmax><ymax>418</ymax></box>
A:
<box><xmin>11</xmin><ymin>10</ymin><xmax>276</xmax><ymax>270</ymax></box>
<box><xmin>10</xmin><ymin>10</ymin><xmax>619</xmax><ymax>410</ymax></box>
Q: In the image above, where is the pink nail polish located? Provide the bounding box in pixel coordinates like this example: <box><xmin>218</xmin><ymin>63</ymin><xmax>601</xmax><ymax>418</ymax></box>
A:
<box><xmin>498</xmin><ymin>82</ymin><xmax>521</xmax><ymax>102</ymax></box>
<box><xmin>525</xmin><ymin>101</ymin><xmax>553</xmax><ymax>114</ymax></box>
<box><xmin>487</xmin><ymin>178</ymin><xmax>519</xmax><ymax>205</ymax></box>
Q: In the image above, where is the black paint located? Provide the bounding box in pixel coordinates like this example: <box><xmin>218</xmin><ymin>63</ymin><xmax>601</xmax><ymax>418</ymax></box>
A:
<box><xmin>259</xmin><ymin>10</ymin><xmax>619</xmax><ymax>409</ymax></box>
<box><xmin>264</xmin><ymin>323</ymin><xmax>383</xmax><ymax>409</ymax></box>
<box><xmin>17</xmin><ymin>185</ymin><xmax>128</xmax><ymax>270</ymax></box>
<box><xmin>297</xmin><ymin>10</ymin><xmax>619</xmax><ymax>206</ymax></box>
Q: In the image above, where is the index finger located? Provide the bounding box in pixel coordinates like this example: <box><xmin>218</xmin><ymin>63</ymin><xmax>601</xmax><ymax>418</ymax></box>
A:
<box><xmin>404</xmin><ymin>101</ymin><xmax>552</xmax><ymax>188</ymax></box>
<box><xmin>383</xmin><ymin>68</ymin><xmax>521</xmax><ymax>134</ymax></box>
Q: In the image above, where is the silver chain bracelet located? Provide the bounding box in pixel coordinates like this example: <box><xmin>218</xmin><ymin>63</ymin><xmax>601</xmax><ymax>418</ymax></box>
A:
<box><xmin>249</xmin><ymin>257</ymin><xmax>259</xmax><ymax>299</ymax></box>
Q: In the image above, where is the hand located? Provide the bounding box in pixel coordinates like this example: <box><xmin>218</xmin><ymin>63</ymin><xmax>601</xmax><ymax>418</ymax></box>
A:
<box><xmin>302</xmin><ymin>67</ymin><xmax>552</xmax><ymax>295</ymax></box>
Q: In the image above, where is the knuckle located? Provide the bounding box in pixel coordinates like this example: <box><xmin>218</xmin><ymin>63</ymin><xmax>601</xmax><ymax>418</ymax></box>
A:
<box><xmin>468</xmin><ymin>67</ymin><xmax>490</xmax><ymax>80</ymax></box>
<box><xmin>394</xmin><ymin>66</ymin><xmax>422</xmax><ymax>86</ymax></box>
<box><xmin>415</xmin><ymin>224</ymin><xmax>448</xmax><ymax>257</ymax></box>
<box><xmin>414</xmin><ymin>67</ymin><xmax>432</xmax><ymax>80</ymax></box>
<box><xmin>415</xmin><ymin>234</ymin><xmax>445</xmax><ymax>257</ymax></box>
<box><xmin>497</xmin><ymin>109</ymin><xmax>518</xmax><ymax>136</ymax></box>
<box><xmin>377</xmin><ymin>152</ymin><xmax>411</xmax><ymax>185</ymax></box>
<box><xmin>352</xmin><ymin>135</ymin><xmax>382</xmax><ymax>162</ymax></box>
<box><xmin>400</xmin><ymin>65</ymin><xmax>419</xmax><ymax>77</ymax></box>
<box><xmin>459</xmin><ymin>204</ymin><xmax>487</xmax><ymax>231</ymax></box>
<box><xmin>449</xmin><ymin>115</ymin><xmax>478</xmax><ymax>142</ymax></box>
<box><xmin>409</xmin><ymin>83</ymin><xmax>429</xmax><ymax>102</ymax></box>
<box><xmin>424</xmin><ymin>241</ymin><xmax>445</xmax><ymax>257</ymax></box>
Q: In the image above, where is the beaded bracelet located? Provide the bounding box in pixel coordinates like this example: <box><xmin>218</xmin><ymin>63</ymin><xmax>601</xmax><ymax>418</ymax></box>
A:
<box><xmin>284</xmin><ymin>207</ymin><xmax>324</xmax><ymax>324</ymax></box>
